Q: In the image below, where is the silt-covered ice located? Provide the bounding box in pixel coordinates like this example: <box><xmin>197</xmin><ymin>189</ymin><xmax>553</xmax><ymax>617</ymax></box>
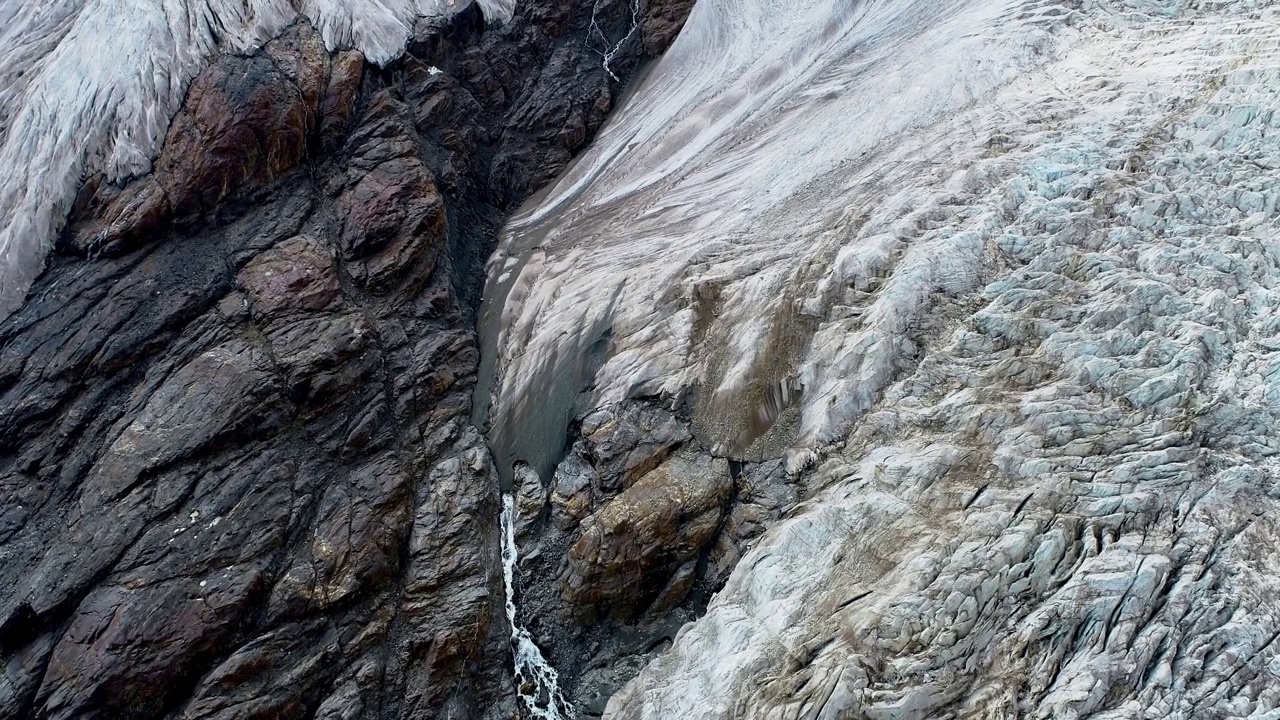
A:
<box><xmin>477</xmin><ymin>0</ymin><xmax>1280</xmax><ymax>716</ymax></box>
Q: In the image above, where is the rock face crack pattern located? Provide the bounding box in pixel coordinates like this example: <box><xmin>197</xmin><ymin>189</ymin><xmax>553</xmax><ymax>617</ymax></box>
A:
<box><xmin>0</xmin><ymin>1</ymin><xmax>696</xmax><ymax>718</ymax></box>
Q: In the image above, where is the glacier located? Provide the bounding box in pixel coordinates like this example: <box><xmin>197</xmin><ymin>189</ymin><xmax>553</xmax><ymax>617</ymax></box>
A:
<box><xmin>476</xmin><ymin>0</ymin><xmax>1280</xmax><ymax>716</ymax></box>
<box><xmin>0</xmin><ymin>0</ymin><xmax>515</xmax><ymax>320</ymax></box>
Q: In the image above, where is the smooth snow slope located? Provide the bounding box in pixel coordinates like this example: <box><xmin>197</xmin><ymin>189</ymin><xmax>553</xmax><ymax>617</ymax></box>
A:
<box><xmin>478</xmin><ymin>0</ymin><xmax>1280</xmax><ymax>716</ymax></box>
<box><xmin>0</xmin><ymin>0</ymin><xmax>514</xmax><ymax>320</ymax></box>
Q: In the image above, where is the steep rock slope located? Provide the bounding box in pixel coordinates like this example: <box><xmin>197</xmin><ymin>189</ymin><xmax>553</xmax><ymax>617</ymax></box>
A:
<box><xmin>473</xmin><ymin>0</ymin><xmax>1280</xmax><ymax>717</ymax></box>
<box><xmin>0</xmin><ymin>0</ymin><xmax>522</xmax><ymax>318</ymax></box>
<box><xmin>0</xmin><ymin>1</ymin><xmax>693</xmax><ymax>718</ymax></box>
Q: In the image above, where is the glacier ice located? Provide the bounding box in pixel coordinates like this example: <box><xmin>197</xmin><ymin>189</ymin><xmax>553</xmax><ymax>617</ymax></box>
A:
<box><xmin>476</xmin><ymin>0</ymin><xmax>1280</xmax><ymax>716</ymax></box>
<box><xmin>0</xmin><ymin>0</ymin><xmax>515</xmax><ymax>319</ymax></box>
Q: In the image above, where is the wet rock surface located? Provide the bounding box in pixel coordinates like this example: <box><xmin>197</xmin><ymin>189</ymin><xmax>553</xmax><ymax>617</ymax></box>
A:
<box><xmin>0</xmin><ymin>1</ymin><xmax>695</xmax><ymax>718</ymax></box>
<box><xmin>505</xmin><ymin>402</ymin><xmax>796</xmax><ymax>716</ymax></box>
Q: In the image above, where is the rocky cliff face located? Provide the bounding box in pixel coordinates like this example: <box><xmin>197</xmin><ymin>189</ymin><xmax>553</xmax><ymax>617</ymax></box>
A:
<box><xmin>0</xmin><ymin>2</ymin><xmax>694</xmax><ymax>718</ymax></box>
<box><xmin>498</xmin><ymin>401</ymin><xmax>797</xmax><ymax>715</ymax></box>
<box><xmin>477</xmin><ymin>0</ymin><xmax>1280</xmax><ymax>718</ymax></box>
<box><xmin>14</xmin><ymin>0</ymin><xmax>1280</xmax><ymax>718</ymax></box>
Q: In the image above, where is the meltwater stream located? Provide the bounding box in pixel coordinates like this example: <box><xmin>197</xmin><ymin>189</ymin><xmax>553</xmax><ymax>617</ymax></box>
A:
<box><xmin>500</xmin><ymin>495</ymin><xmax>575</xmax><ymax>719</ymax></box>
<box><xmin>478</xmin><ymin>0</ymin><xmax>1280</xmax><ymax>715</ymax></box>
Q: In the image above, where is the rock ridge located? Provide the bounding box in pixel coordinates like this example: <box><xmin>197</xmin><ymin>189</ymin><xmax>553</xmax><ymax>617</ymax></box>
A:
<box><xmin>0</xmin><ymin>1</ymin><xmax>696</xmax><ymax>718</ymax></box>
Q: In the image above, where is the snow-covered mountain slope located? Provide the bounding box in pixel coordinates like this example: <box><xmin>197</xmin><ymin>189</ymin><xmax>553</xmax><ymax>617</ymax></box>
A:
<box><xmin>0</xmin><ymin>0</ymin><xmax>514</xmax><ymax>319</ymax></box>
<box><xmin>476</xmin><ymin>0</ymin><xmax>1280</xmax><ymax>716</ymax></box>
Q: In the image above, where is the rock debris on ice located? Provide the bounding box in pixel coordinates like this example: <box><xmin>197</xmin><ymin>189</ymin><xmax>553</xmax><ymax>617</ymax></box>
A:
<box><xmin>475</xmin><ymin>0</ymin><xmax>1280</xmax><ymax>716</ymax></box>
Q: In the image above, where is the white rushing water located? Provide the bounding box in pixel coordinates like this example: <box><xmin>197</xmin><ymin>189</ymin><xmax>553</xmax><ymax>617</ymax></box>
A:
<box><xmin>0</xmin><ymin>0</ymin><xmax>515</xmax><ymax>320</ymax></box>
<box><xmin>501</xmin><ymin>494</ymin><xmax>575</xmax><ymax>719</ymax></box>
<box><xmin>477</xmin><ymin>0</ymin><xmax>1280</xmax><ymax>717</ymax></box>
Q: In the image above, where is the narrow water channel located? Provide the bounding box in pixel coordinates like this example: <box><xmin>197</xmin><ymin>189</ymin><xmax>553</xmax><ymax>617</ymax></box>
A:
<box><xmin>501</xmin><ymin>495</ymin><xmax>575</xmax><ymax>718</ymax></box>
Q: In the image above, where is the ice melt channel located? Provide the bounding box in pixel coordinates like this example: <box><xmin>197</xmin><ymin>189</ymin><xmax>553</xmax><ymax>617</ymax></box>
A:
<box><xmin>501</xmin><ymin>494</ymin><xmax>575</xmax><ymax>719</ymax></box>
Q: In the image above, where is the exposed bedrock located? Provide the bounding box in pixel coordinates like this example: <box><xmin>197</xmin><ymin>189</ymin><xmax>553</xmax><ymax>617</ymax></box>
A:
<box><xmin>0</xmin><ymin>1</ymin><xmax>695</xmax><ymax>718</ymax></box>
<box><xmin>503</xmin><ymin>402</ymin><xmax>798</xmax><ymax>716</ymax></box>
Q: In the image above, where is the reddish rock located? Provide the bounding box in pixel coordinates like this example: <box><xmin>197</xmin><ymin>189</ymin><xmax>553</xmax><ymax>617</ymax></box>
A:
<box><xmin>320</xmin><ymin>50</ymin><xmax>366</xmax><ymax>151</ymax></box>
<box><xmin>335</xmin><ymin>98</ymin><xmax>448</xmax><ymax>290</ymax></box>
<box><xmin>237</xmin><ymin>234</ymin><xmax>341</xmax><ymax>316</ymax></box>
<box><xmin>68</xmin><ymin>22</ymin><xmax>328</xmax><ymax>255</ymax></box>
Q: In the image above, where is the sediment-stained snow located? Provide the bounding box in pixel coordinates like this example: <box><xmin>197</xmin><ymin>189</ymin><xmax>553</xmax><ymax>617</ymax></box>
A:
<box><xmin>480</xmin><ymin>0</ymin><xmax>1085</xmax><ymax>470</ymax></box>
<box><xmin>0</xmin><ymin>0</ymin><xmax>514</xmax><ymax>319</ymax></box>
<box><xmin>479</xmin><ymin>0</ymin><xmax>1280</xmax><ymax>716</ymax></box>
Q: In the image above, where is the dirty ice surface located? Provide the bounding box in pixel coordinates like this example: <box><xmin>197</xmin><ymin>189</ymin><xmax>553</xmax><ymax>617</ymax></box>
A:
<box><xmin>476</xmin><ymin>0</ymin><xmax>1280</xmax><ymax>716</ymax></box>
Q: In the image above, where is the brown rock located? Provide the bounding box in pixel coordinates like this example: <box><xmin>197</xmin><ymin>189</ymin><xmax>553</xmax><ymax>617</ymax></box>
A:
<box><xmin>335</xmin><ymin>98</ymin><xmax>448</xmax><ymax>290</ymax></box>
<box><xmin>263</xmin><ymin>21</ymin><xmax>331</xmax><ymax>111</ymax></box>
<box><xmin>68</xmin><ymin>23</ymin><xmax>328</xmax><ymax>255</ymax></box>
<box><xmin>562</xmin><ymin>453</ymin><xmax>731</xmax><ymax>623</ymax></box>
<box><xmin>582</xmin><ymin>404</ymin><xmax>692</xmax><ymax>491</ymax></box>
<box><xmin>320</xmin><ymin>50</ymin><xmax>365</xmax><ymax>152</ymax></box>
<box><xmin>238</xmin><ymin>234</ymin><xmax>341</xmax><ymax>316</ymax></box>
<box><xmin>641</xmin><ymin>0</ymin><xmax>698</xmax><ymax>56</ymax></box>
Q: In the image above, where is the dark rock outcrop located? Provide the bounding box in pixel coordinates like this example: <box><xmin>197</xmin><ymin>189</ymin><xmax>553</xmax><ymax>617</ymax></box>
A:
<box><xmin>0</xmin><ymin>1</ymin><xmax>695</xmax><ymax>718</ymax></box>
<box><xmin>562</xmin><ymin>452</ymin><xmax>732</xmax><ymax>624</ymax></box>
<box><xmin>504</xmin><ymin>401</ymin><xmax>797</xmax><ymax>716</ymax></box>
<box><xmin>69</xmin><ymin>23</ymin><xmax>338</xmax><ymax>257</ymax></box>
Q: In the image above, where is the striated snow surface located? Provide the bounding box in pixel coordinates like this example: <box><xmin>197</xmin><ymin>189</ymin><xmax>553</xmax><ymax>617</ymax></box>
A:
<box><xmin>0</xmin><ymin>0</ymin><xmax>514</xmax><ymax>319</ymax></box>
<box><xmin>477</xmin><ymin>0</ymin><xmax>1280</xmax><ymax>716</ymax></box>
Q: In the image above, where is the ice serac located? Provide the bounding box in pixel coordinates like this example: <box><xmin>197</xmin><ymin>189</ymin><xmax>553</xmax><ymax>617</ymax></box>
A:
<box><xmin>0</xmin><ymin>0</ymin><xmax>515</xmax><ymax>319</ymax></box>
<box><xmin>478</xmin><ymin>0</ymin><xmax>1280</xmax><ymax>716</ymax></box>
